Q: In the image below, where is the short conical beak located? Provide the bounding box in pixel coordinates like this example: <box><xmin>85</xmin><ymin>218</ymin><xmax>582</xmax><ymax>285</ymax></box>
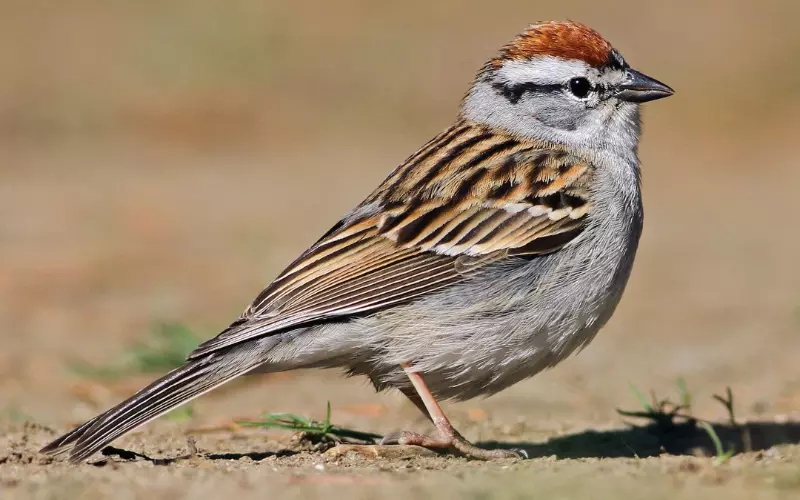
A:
<box><xmin>615</xmin><ymin>69</ymin><xmax>674</xmax><ymax>103</ymax></box>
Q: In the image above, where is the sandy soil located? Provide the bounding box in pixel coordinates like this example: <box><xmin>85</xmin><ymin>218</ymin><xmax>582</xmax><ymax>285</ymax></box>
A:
<box><xmin>2</xmin><ymin>1</ymin><xmax>800</xmax><ymax>498</ymax></box>
<box><xmin>3</xmin><ymin>409</ymin><xmax>800</xmax><ymax>499</ymax></box>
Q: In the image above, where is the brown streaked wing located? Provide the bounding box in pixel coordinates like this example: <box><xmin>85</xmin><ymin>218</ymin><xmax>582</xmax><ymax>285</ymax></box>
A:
<box><xmin>188</xmin><ymin>130</ymin><xmax>593</xmax><ymax>359</ymax></box>
<box><xmin>188</xmin><ymin>224</ymin><xmax>470</xmax><ymax>358</ymax></box>
<box><xmin>379</xmin><ymin>146</ymin><xmax>592</xmax><ymax>257</ymax></box>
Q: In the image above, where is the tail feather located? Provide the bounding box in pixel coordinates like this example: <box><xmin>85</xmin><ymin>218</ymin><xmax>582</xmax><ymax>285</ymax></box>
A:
<box><xmin>39</xmin><ymin>418</ymin><xmax>101</xmax><ymax>458</ymax></box>
<box><xmin>41</xmin><ymin>349</ymin><xmax>265</xmax><ymax>463</ymax></box>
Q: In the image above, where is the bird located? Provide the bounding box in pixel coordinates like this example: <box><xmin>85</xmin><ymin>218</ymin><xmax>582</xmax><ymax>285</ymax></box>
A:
<box><xmin>41</xmin><ymin>20</ymin><xmax>673</xmax><ymax>462</ymax></box>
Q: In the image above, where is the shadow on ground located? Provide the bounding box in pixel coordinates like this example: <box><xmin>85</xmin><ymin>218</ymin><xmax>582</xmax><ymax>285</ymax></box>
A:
<box><xmin>91</xmin><ymin>420</ymin><xmax>800</xmax><ymax>465</ymax></box>
<box><xmin>92</xmin><ymin>446</ymin><xmax>299</xmax><ymax>466</ymax></box>
<box><xmin>483</xmin><ymin>421</ymin><xmax>800</xmax><ymax>459</ymax></box>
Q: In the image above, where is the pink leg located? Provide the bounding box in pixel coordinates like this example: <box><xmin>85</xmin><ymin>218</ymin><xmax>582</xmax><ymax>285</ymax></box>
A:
<box><xmin>380</xmin><ymin>362</ymin><xmax>524</xmax><ymax>460</ymax></box>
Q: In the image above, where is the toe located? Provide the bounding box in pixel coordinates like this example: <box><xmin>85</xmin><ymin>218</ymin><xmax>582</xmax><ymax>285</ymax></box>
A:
<box><xmin>379</xmin><ymin>432</ymin><xmax>405</xmax><ymax>446</ymax></box>
<box><xmin>380</xmin><ymin>430</ymin><xmax>452</xmax><ymax>448</ymax></box>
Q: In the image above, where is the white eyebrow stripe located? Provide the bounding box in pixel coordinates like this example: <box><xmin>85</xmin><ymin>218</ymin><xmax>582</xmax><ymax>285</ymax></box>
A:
<box><xmin>496</xmin><ymin>57</ymin><xmax>595</xmax><ymax>86</ymax></box>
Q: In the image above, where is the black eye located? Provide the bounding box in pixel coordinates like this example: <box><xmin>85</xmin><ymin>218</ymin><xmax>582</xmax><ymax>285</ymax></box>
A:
<box><xmin>568</xmin><ymin>77</ymin><xmax>592</xmax><ymax>98</ymax></box>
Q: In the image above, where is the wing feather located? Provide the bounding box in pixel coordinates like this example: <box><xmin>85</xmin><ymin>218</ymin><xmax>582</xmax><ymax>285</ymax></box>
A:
<box><xmin>188</xmin><ymin>122</ymin><xmax>594</xmax><ymax>358</ymax></box>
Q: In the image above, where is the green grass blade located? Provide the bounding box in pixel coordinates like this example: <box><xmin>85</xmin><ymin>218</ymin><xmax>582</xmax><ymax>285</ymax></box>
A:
<box><xmin>698</xmin><ymin>421</ymin><xmax>734</xmax><ymax>465</ymax></box>
<box><xmin>628</xmin><ymin>383</ymin><xmax>654</xmax><ymax>413</ymax></box>
<box><xmin>237</xmin><ymin>404</ymin><xmax>380</xmax><ymax>444</ymax></box>
<box><xmin>676</xmin><ymin>377</ymin><xmax>692</xmax><ymax>409</ymax></box>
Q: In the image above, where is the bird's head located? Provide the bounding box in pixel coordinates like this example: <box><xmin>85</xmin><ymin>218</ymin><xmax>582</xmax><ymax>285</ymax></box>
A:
<box><xmin>462</xmin><ymin>21</ymin><xmax>673</xmax><ymax>151</ymax></box>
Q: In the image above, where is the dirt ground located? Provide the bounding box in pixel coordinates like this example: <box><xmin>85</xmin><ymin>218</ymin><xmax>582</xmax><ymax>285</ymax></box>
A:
<box><xmin>2</xmin><ymin>1</ymin><xmax>800</xmax><ymax>499</ymax></box>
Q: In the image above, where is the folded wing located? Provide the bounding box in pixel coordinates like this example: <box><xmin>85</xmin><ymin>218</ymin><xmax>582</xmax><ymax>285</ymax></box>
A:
<box><xmin>189</xmin><ymin>138</ymin><xmax>593</xmax><ymax>358</ymax></box>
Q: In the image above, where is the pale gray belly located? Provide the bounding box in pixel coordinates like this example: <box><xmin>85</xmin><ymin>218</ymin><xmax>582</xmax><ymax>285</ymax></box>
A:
<box><xmin>256</xmin><ymin>214</ymin><xmax>641</xmax><ymax>401</ymax></box>
<box><xmin>338</xmin><ymin>222</ymin><xmax>640</xmax><ymax>400</ymax></box>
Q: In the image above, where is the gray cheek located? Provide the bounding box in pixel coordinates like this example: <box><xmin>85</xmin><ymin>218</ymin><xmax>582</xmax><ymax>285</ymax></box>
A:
<box><xmin>526</xmin><ymin>96</ymin><xmax>585</xmax><ymax>132</ymax></box>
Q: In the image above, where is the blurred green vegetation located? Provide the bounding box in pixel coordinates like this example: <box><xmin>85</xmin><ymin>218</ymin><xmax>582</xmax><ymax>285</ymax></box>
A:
<box><xmin>2</xmin><ymin>0</ymin><xmax>798</xmax><ymax>148</ymax></box>
<box><xmin>69</xmin><ymin>322</ymin><xmax>201</xmax><ymax>379</ymax></box>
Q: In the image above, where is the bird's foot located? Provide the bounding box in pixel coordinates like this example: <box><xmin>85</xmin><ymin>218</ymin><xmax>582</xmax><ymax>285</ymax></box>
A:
<box><xmin>380</xmin><ymin>430</ymin><xmax>452</xmax><ymax>448</ymax></box>
<box><xmin>380</xmin><ymin>430</ymin><xmax>525</xmax><ymax>460</ymax></box>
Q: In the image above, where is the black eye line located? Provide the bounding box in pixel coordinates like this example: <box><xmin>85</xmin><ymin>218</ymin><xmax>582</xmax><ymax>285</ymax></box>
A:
<box><xmin>492</xmin><ymin>81</ymin><xmax>563</xmax><ymax>104</ymax></box>
<box><xmin>605</xmin><ymin>49</ymin><xmax>629</xmax><ymax>71</ymax></box>
<box><xmin>596</xmin><ymin>84</ymin><xmax>615</xmax><ymax>100</ymax></box>
<box><xmin>492</xmin><ymin>79</ymin><xmax>611</xmax><ymax>105</ymax></box>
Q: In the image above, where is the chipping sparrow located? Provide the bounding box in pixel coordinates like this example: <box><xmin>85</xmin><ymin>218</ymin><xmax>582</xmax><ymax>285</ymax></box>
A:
<box><xmin>41</xmin><ymin>21</ymin><xmax>672</xmax><ymax>462</ymax></box>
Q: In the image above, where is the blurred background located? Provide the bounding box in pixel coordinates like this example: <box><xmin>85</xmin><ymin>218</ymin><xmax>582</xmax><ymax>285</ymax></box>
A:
<box><xmin>1</xmin><ymin>0</ymin><xmax>799</xmax><ymax>435</ymax></box>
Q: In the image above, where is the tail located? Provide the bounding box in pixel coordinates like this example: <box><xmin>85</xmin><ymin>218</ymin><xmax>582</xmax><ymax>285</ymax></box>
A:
<box><xmin>41</xmin><ymin>347</ymin><xmax>267</xmax><ymax>463</ymax></box>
